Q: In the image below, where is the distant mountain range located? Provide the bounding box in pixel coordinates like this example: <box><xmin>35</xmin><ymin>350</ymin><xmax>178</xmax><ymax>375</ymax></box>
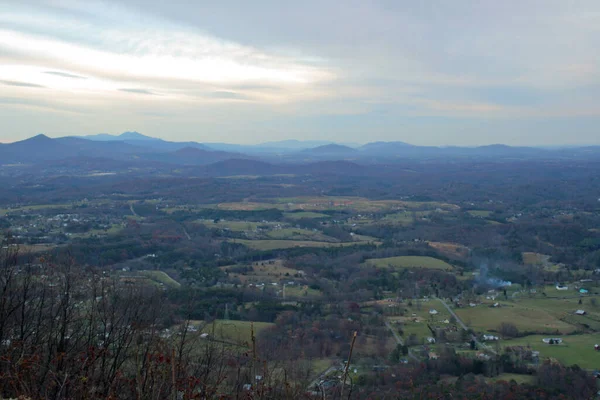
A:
<box><xmin>2</xmin><ymin>132</ymin><xmax>600</xmax><ymax>168</ymax></box>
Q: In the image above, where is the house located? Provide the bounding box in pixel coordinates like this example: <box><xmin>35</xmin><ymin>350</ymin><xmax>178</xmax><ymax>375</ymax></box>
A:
<box><xmin>542</xmin><ymin>338</ymin><xmax>563</xmax><ymax>344</ymax></box>
<box><xmin>428</xmin><ymin>352</ymin><xmax>439</xmax><ymax>360</ymax></box>
<box><xmin>429</xmin><ymin>309</ymin><xmax>438</xmax><ymax>315</ymax></box>
<box><xmin>575</xmin><ymin>309</ymin><xmax>586</xmax><ymax>315</ymax></box>
<box><xmin>477</xmin><ymin>352</ymin><xmax>491</xmax><ymax>360</ymax></box>
<box><xmin>491</xmin><ymin>302</ymin><xmax>499</xmax><ymax>308</ymax></box>
<box><xmin>579</xmin><ymin>288</ymin><xmax>589</xmax><ymax>294</ymax></box>
<box><xmin>483</xmin><ymin>334</ymin><xmax>499</xmax><ymax>341</ymax></box>
<box><xmin>556</xmin><ymin>285</ymin><xmax>569</xmax><ymax>291</ymax></box>
<box><xmin>469</xmin><ymin>303</ymin><xmax>477</xmax><ymax>307</ymax></box>
<box><xmin>426</xmin><ymin>337</ymin><xmax>436</xmax><ymax>344</ymax></box>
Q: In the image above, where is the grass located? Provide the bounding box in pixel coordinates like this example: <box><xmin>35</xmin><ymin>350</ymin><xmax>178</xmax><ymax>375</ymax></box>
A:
<box><xmin>233</xmin><ymin>239</ymin><xmax>368</xmax><ymax>251</ymax></box>
<box><xmin>311</xmin><ymin>359</ymin><xmax>335</xmax><ymax>374</ymax></box>
<box><xmin>455</xmin><ymin>302</ymin><xmax>577</xmax><ymax>335</ymax></box>
<box><xmin>138</xmin><ymin>270</ymin><xmax>181</xmax><ymax>289</ymax></box>
<box><xmin>364</xmin><ymin>256</ymin><xmax>453</xmax><ymax>270</ymax></box>
<box><xmin>488</xmin><ymin>373</ymin><xmax>536</xmax><ymax>384</ymax></box>
<box><xmin>381</xmin><ymin>212</ymin><xmax>414</xmax><ymax>225</ymax></box>
<box><xmin>502</xmin><ymin>334</ymin><xmax>600</xmax><ymax>369</ymax></box>
<box><xmin>217</xmin><ymin>197</ymin><xmax>460</xmax><ymax>213</ymax></box>
<box><xmin>0</xmin><ymin>204</ymin><xmax>71</xmax><ymax>214</ymax></box>
<box><xmin>522</xmin><ymin>252</ymin><xmax>549</xmax><ymax>265</ymax></box>
<box><xmin>427</xmin><ymin>241</ymin><xmax>469</xmax><ymax>259</ymax></box>
<box><xmin>222</xmin><ymin>260</ymin><xmax>301</xmax><ymax>283</ymax></box>
<box><xmin>200</xmin><ymin>320</ymin><xmax>274</xmax><ymax>345</ymax></box>
<box><xmin>197</xmin><ymin>219</ymin><xmax>268</xmax><ymax>231</ymax></box>
<box><xmin>284</xmin><ymin>212</ymin><xmax>330</xmax><ymax>220</ymax></box>
<box><xmin>467</xmin><ymin>210</ymin><xmax>492</xmax><ymax>218</ymax></box>
<box><xmin>265</xmin><ymin>228</ymin><xmax>337</xmax><ymax>242</ymax></box>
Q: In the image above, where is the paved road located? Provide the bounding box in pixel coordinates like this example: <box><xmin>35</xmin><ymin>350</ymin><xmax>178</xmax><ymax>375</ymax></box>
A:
<box><xmin>129</xmin><ymin>203</ymin><xmax>138</xmax><ymax>217</ymax></box>
<box><xmin>434</xmin><ymin>297</ymin><xmax>497</xmax><ymax>355</ymax></box>
<box><xmin>384</xmin><ymin>320</ymin><xmax>419</xmax><ymax>361</ymax></box>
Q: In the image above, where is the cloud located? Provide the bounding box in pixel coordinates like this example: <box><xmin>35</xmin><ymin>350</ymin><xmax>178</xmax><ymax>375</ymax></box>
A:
<box><xmin>1</xmin><ymin>0</ymin><xmax>600</xmax><ymax>145</ymax></box>
<box><xmin>0</xmin><ymin>80</ymin><xmax>45</xmax><ymax>88</ymax></box>
<box><xmin>209</xmin><ymin>91</ymin><xmax>249</xmax><ymax>100</ymax></box>
<box><xmin>44</xmin><ymin>71</ymin><xmax>87</xmax><ymax>79</ymax></box>
<box><xmin>118</xmin><ymin>88</ymin><xmax>157</xmax><ymax>95</ymax></box>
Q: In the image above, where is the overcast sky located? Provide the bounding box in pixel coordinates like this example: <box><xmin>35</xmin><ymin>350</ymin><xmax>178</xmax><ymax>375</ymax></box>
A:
<box><xmin>1</xmin><ymin>0</ymin><xmax>600</xmax><ymax>145</ymax></box>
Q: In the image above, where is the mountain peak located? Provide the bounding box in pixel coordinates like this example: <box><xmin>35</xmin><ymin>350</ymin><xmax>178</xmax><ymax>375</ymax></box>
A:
<box><xmin>304</xmin><ymin>143</ymin><xmax>357</xmax><ymax>154</ymax></box>
<box><xmin>20</xmin><ymin>133</ymin><xmax>53</xmax><ymax>144</ymax></box>
<box><xmin>118</xmin><ymin>131</ymin><xmax>156</xmax><ymax>141</ymax></box>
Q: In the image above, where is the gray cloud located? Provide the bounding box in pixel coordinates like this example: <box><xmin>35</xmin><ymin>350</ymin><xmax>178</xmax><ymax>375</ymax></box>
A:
<box><xmin>44</xmin><ymin>71</ymin><xmax>87</xmax><ymax>79</ymax></box>
<box><xmin>209</xmin><ymin>91</ymin><xmax>249</xmax><ymax>100</ymax></box>
<box><xmin>2</xmin><ymin>0</ymin><xmax>600</xmax><ymax>145</ymax></box>
<box><xmin>0</xmin><ymin>80</ymin><xmax>45</xmax><ymax>88</ymax></box>
<box><xmin>118</xmin><ymin>88</ymin><xmax>157</xmax><ymax>95</ymax></box>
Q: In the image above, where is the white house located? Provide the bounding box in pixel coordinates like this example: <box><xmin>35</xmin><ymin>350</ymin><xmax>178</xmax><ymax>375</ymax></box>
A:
<box><xmin>429</xmin><ymin>309</ymin><xmax>439</xmax><ymax>315</ymax></box>
<box><xmin>556</xmin><ymin>285</ymin><xmax>569</xmax><ymax>291</ymax></box>
<box><xmin>483</xmin><ymin>334</ymin><xmax>499</xmax><ymax>341</ymax></box>
<box><xmin>575</xmin><ymin>309</ymin><xmax>586</xmax><ymax>315</ymax></box>
<box><xmin>542</xmin><ymin>338</ymin><xmax>563</xmax><ymax>344</ymax></box>
<box><xmin>426</xmin><ymin>337</ymin><xmax>436</xmax><ymax>344</ymax></box>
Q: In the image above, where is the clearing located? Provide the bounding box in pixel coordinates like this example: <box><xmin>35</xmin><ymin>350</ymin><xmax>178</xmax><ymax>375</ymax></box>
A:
<box><xmin>364</xmin><ymin>256</ymin><xmax>453</xmax><ymax>270</ymax></box>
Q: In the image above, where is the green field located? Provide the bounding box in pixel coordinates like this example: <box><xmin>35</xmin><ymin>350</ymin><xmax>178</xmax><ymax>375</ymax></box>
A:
<box><xmin>197</xmin><ymin>219</ymin><xmax>269</xmax><ymax>231</ymax></box>
<box><xmin>200</xmin><ymin>320</ymin><xmax>274</xmax><ymax>344</ymax></box>
<box><xmin>502</xmin><ymin>334</ymin><xmax>600</xmax><ymax>369</ymax></box>
<box><xmin>284</xmin><ymin>212</ymin><xmax>330</xmax><ymax>220</ymax></box>
<box><xmin>488</xmin><ymin>373</ymin><xmax>535</xmax><ymax>384</ymax></box>
<box><xmin>266</xmin><ymin>228</ymin><xmax>337</xmax><ymax>242</ymax></box>
<box><xmin>0</xmin><ymin>203</ymin><xmax>71</xmax><ymax>214</ymax></box>
<box><xmin>139</xmin><ymin>270</ymin><xmax>181</xmax><ymax>289</ymax></box>
<box><xmin>364</xmin><ymin>256</ymin><xmax>453</xmax><ymax>270</ymax></box>
<box><xmin>467</xmin><ymin>210</ymin><xmax>492</xmax><ymax>218</ymax></box>
<box><xmin>233</xmin><ymin>239</ymin><xmax>367</xmax><ymax>251</ymax></box>
<box><xmin>381</xmin><ymin>212</ymin><xmax>414</xmax><ymax>225</ymax></box>
<box><xmin>455</xmin><ymin>302</ymin><xmax>576</xmax><ymax>334</ymax></box>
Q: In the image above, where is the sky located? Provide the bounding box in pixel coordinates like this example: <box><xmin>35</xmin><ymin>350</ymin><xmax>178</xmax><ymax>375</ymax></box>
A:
<box><xmin>1</xmin><ymin>0</ymin><xmax>600</xmax><ymax>146</ymax></box>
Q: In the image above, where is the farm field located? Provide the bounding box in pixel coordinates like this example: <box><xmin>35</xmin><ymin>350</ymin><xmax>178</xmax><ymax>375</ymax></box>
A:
<box><xmin>200</xmin><ymin>320</ymin><xmax>274</xmax><ymax>345</ymax></box>
<box><xmin>138</xmin><ymin>270</ymin><xmax>181</xmax><ymax>289</ymax></box>
<box><xmin>0</xmin><ymin>203</ymin><xmax>71</xmax><ymax>214</ymax></box>
<box><xmin>221</xmin><ymin>260</ymin><xmax>303</xmax><ymax>284</ymax></box>
<box><xmin>455</xmin><ymin>302</ymin><xmax>577</xmax><ymax>334</ymax></box>
<box><xmin>284</xmin><ymin>211</ymin><xmax>330</xmax><ymax>219</ymax></box>
<box><xmin>265</xmin><ymin>228</ymin><xmax>338</xmax><ymax>242</ymax></box>
<box><xmin>233</xmin><ymin>239</ymin><xmax>372</xmax><ymax>251</ymax></box>
<box><xmin>196</xmin><ymin>219</ymin><xmax>272</xmax><ymax>231</ymax></box>
<box><xmin>467</xmin><ymin>210</ymin><xmax>492</xmax><ymax>217</ymax></box>
<box><xmin>364</xmin><ymin>256</ymin><xmax>453</xmax><ymax>270</ymax></box>
<box><xmin>217</xmin><ymin>197</ymin><xmax>460</xmax><ymax>213</ymax></box>
<box><xmin>427</xmin><ymin>241</ymin><xmax>469</xmax><ymax>259</ymax></box>
<box><xmin>502</xmin><ymin>334</ymin><xmax>600</xmax><ymax>370</ymax></box>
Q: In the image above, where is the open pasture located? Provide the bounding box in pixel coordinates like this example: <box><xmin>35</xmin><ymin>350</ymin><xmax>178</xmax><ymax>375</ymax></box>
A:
<box><xmin>200</xmin><ymin>320</ymin><xmax>274</xmax><ymax>345</ymax></box>
<box><xmin>502</xmin><ymin>334</ymin><xmax>600</xmax><ymax>370</ymax></box>
<box><xmin>364</xmin><ymin>256</ymin><xmax>453</xmax><ymax>270</ymax></box>
<box><xmin>233</xmin><ymin>239</ymin><xmax>372</xmax><ymax>251</ymax></box>
<box><xmin>138</xmin><ymin>270</ymin><xmax>181</xmax><ymax>289</ymax></box>
<box><xmin>217</xmin><ymin>197</ymin><xmax>459</xmax><ymax>213</ymax></box>
<box><xmin>455</xmin><ymin>301</ymin><xmax>577</xmax><ymax>335</ymax></box>
<box><xmin>427</xmin><ymin>241</ymin><xmax>470</xmax><ymax>259</ymax></box>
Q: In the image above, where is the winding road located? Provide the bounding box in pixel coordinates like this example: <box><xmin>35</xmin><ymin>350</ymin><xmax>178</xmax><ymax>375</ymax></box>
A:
<box><xmin>384</xmin><ymin>320</ymin><xmax>419</xmax><ymax>361</ymax></box>
<box><xmin>434</xmin><ymin>296</ymin><xmax>496</xmax><ymax>355</ymax></box>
